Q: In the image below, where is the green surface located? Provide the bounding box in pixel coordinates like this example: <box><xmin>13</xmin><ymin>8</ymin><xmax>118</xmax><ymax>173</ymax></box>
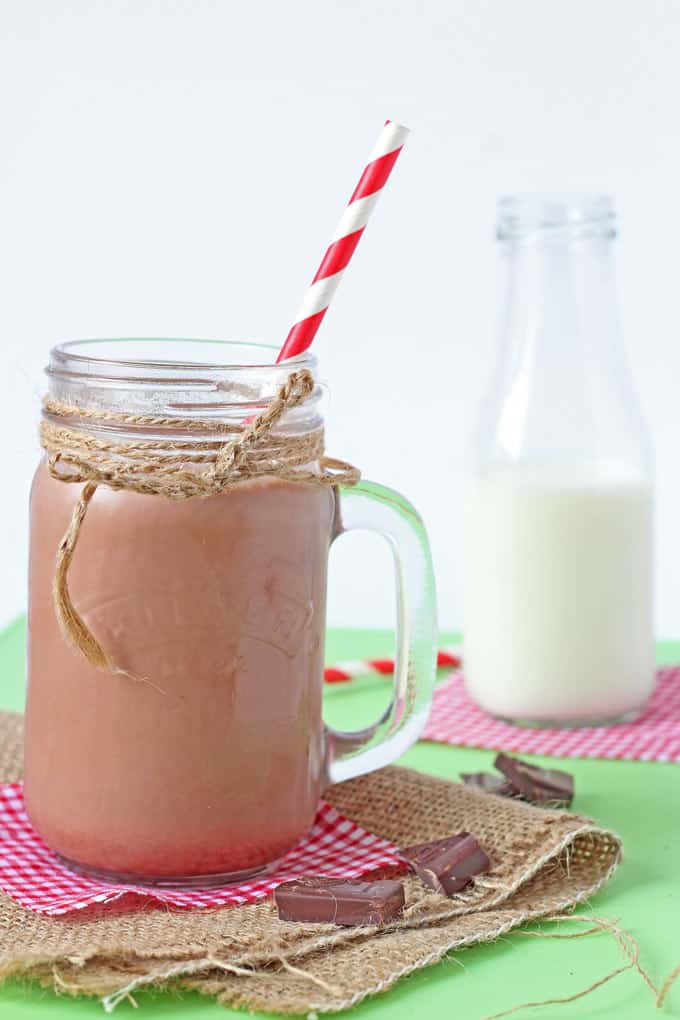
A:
<box><xmin>1</xmin><ymin>619</ymin><xmax>679</xmax><ymax>1019</ymax></box>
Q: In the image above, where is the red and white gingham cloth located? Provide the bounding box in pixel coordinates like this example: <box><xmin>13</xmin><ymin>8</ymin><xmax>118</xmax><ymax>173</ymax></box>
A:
<box><xmin>0</xmin><ymin>784</ymin><xmax>403</xmax><ymax>916</ymax></box>
<box><xmin>423</xmin><ymin>665</ymin><xmax>680</xmax><ymax>762</ymax></box>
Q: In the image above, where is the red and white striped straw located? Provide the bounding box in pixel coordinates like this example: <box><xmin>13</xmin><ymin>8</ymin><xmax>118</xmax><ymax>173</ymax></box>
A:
<box><xmin>324</xmin><ymin>647</ymin><xmax>462</xmax><ymax>684</ymax></box>
<box><xmin>277</xmin><ymin>120</ymin><xmax>410</xmax><ymax>363</ymax></box>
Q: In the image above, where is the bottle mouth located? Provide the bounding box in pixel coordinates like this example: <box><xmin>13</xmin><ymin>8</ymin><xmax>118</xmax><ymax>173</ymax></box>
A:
<box><xmin>496</xmin><ymin>194</ymin><xmax>616</xmax><ymax>242</ymax></box>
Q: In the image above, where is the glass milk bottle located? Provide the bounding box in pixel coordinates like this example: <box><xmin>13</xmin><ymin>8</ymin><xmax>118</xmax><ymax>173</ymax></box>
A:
<box><xmin>464</xmin><ymin>196</ymin><xmax>655</xmax><ymax>726</ymax></box>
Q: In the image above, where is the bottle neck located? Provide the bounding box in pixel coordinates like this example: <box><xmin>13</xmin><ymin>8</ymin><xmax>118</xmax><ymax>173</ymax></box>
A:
<box><xmin>495</xmin><ymin>195</ymin><xmax>622</xmax><ymax>385</ymax></box>
<box><xmin>470</xmin><ymin>202</ymin><xmax>651</xmax><ymax>479</ymax></box>
<box><xmin>497</xmin><ymin>231</ymin><xmax>622</xmax><ymax>391</ymax></box>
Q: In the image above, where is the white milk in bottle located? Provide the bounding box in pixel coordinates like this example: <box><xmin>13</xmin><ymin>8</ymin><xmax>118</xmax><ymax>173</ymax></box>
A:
<box><xmin>464</xmin><ymin>463</ymin><xmax>654</xmax><ymax>722</ymax></box>
<box><xmin>464</xmin><ymin>197</ymin><xmax>655</xmax><ymax>725</ymax></box>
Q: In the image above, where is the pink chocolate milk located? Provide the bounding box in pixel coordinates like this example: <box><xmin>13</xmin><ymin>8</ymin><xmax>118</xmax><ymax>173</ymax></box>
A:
<box><xmin>25</xmin><ymin>462</ymin><xmax>336</xmax><ymax>879</ymax></box>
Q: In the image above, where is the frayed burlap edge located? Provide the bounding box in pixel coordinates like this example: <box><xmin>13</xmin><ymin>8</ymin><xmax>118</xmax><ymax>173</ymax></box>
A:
<box><xmin>0</xmin><ymin>710</ymin><xmax>623</xmax><ymax>1014</ymax></box>
<box><xmin>19</xmin><ymin>853</ymin><xmax>621</xmax><ymax>1016</ymax></box>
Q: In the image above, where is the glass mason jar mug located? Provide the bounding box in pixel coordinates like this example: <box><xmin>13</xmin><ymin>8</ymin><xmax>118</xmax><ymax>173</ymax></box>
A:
<box><xmin>464</xmin><ymin>196</ymin><xmax>655</xmax><ymax>727</ymax></box>
<box><xmin>25</xmin><ymin>339</ymin><xmax>437</xmax><ymax>885</ymax></box>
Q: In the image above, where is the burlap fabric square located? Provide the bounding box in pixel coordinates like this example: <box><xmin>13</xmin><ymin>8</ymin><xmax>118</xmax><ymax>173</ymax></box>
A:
<box><xmin>0</xmin><ymin>710</ymin><xmax>622</xmax><ymax>1014</ymax></box>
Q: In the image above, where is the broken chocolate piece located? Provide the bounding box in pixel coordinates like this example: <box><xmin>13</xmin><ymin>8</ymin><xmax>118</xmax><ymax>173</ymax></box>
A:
<box><xmin>461</xmin><ymin>771</ymin><xmax>519</xmax><ymax>797</ymax></box>
<box><xmin>274</xmin><ymin>877</ymin><xmax>405</xmax><ymax>926</ymax></box>
<box><xmin>494</xmin><ymin>753</ymin><xmax>574</xmax><ymax>807</ymax></box>
<box><xmin>401</xmin><ymin>833</ymin><xmax>490</xmax><ymax>896</ymax></box>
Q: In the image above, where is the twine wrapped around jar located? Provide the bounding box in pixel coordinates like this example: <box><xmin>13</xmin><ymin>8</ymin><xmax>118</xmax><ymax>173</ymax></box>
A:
<box><xmin>39</xmin><ymin>369</ymin><xmax>360</xmax><ymax>676</ymax></box>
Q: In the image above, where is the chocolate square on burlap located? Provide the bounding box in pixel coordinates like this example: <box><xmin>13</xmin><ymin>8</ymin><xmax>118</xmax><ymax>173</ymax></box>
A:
<box><xmin>0</xmin><ymin>710</ymin><xmax>621</xmax><ymax>1013</ymax></box>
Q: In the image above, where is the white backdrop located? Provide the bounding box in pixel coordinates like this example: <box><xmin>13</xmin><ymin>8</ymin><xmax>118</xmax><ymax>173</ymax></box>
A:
<box><xmin>1</xmin><ymin>0</ymin><xmax>679</xmax><ymax>636</ymax></box>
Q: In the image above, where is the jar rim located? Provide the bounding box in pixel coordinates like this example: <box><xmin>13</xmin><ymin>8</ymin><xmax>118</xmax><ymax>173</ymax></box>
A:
<box><xmin>49</xmin><ymin>338</ymin><xmax>316</xmax><ymax>377</ymax></box>
<box><xmin>45</xmin><ymin>338</ymin><xmax>323</xmax><ymax>431</ymax></box>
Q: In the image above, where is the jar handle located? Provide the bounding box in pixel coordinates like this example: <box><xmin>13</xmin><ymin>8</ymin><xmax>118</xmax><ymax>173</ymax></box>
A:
<box><xmin>325</xmin><ymin>480</ymin><xmax>438</xmax><ymax>785</ymax></box>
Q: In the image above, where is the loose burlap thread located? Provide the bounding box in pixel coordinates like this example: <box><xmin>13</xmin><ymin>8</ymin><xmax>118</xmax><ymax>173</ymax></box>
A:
<box><xmin>0</xmin><ymin>711</ymin><xmax>625</xmax><ymax>1015</ymax></box>
<box><xmin>39</xmin><ymin>369</ymin><xmax>359</xmax><ymax>677</ymax></box>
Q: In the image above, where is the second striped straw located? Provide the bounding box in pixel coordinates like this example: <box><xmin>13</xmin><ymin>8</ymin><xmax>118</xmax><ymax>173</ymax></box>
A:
<box><xmin>324</xmin><ymin>648</ymin><xmax>462</xmax><ymax>684</ymax></box>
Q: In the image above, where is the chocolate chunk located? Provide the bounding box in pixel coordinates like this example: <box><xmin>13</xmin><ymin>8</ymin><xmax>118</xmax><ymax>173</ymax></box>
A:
<box><xmin>461</xmin><ymin>771</ymin><xmax>519</xmax><ymax>797</ymax></box>
<box><xmin>494</xmin><ymin>753</ymin><xmax>574</xmax><ymax>807</ymax></box>
<box><xmin>274</xmin><ymin>877</ymin><xmax>405</xmax><ymax>926</ymax></box>
<box><xmin>401</xmin><ymin>833</ymin><xmax>490</xmax><ymax>896</ymax></box>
